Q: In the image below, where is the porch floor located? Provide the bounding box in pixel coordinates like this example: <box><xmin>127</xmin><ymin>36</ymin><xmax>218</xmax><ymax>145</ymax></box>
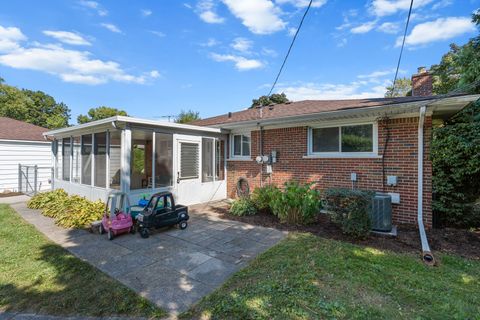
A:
<box><xmin>8</xmin><ymin>199</ymin><xmax>287</xmax><ymax>315</ymax></box>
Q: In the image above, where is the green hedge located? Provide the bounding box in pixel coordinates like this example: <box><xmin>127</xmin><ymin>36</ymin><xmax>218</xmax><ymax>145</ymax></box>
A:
<box><xmin>251</xmin><ymin>184</ymin><xmax>281</xmax><ymax>213</ymax></box>
<box><xmin>229</xmin><ymin>197</ymin><xmax>257</xmax><ymax>216</ymax></box>
<box><xmin>27</xmin><ymin>189</ymin><xmax>104</xmax><ymax>228</ymax></box>
<box><xmin>324</xmin><ymin>188</ymin><xmax>374</xmax><ymax>238</ymax></box>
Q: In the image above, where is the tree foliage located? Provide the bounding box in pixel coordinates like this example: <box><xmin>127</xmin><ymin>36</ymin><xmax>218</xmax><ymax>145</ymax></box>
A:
<box><xmin>251</xmin><ymin>93</ymin><xmax>289</xmax><ymax>108</ymax></box>
<box><xmin>77</xmin><ymin>106</ymin><xmax>128</xmax><ymax>124</ymax></box>
<box><xmin>0</xmin><ymin>80</ymin><xmax>70</xmax><ymax>129</ymax></box>
<box><xmin>431</xmin><ymin>11</ymin><xmax>480</xmax><ymax>94</ymax></box>
<box><xmin>384</xmin><ymin>77</ymin><xmax>412</xmax><ymax>97</ymax></box>
<box><xmin>175</xmin><ymin>109</ymin><xmax>201</xmax><ymax>124</ymax></box>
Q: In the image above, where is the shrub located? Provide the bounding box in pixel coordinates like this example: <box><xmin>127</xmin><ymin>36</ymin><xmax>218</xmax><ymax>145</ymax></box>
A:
<box><xmin>251</xmin><ymin>185</ymin><xmax>281</xmax><ymax>213</ymax></box>
<box><xmin>229</xmin><ymin>198</ymin><xmax>257</xmax><ymax>216</ymax></box>
<box><xmin>28</xmin><ymin>189</ymin><xmax>104</xmax><ymax>228</ymax></box>
<box><xmin>324</xmin><ymin>188</ymin><xmax>374</xmax><ymax>238</ymax></box>
<box><xmin>270</xmin><ymin>181</ymin><xmax>321</xmax><ymax>225</ymax></box>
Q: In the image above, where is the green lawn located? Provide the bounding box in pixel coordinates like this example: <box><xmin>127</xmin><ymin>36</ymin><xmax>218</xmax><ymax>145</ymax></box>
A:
<box><xmin>0</xmin><ymin>204</ymin><xmax>166</xmax><ymax>318</ymax></box>
<box><xmin>183</xmin><ymin>233</ymin><xmax>480</xmax><ymax>320</ymax></box>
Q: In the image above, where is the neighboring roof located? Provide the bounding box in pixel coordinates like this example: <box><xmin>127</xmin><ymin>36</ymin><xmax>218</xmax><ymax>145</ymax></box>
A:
<box><xmin>0</xmin><ymin>117</ymin><xmax>48</xmax><ymax>142</ymax></box>
<box><xmin>192</xmin><ymin>95</ymin><xmax>472</xmax><ymax>127</ymax></box>
<box><xmin>44</xmin><ymin>115</ymin><xmax>223</xmax><ymax>137</ymax></box>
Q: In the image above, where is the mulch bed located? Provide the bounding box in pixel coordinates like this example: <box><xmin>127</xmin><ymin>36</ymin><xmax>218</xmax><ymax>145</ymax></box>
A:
<box><xmin>0</xmin><ymin>192</ymin><xmax>23</xmax><ymax>198</ymax></box>
<box><xmin>209</xmin><ymin>205</ymin><xmax>480</xmax><ymax>260</ymax></box>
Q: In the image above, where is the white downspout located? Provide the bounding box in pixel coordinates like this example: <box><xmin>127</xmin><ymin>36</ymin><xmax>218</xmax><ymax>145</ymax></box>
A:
<box><xmin>418</xmin><ymin>106</ymin><xmax>435</xmax><ymax>265</ymax></box>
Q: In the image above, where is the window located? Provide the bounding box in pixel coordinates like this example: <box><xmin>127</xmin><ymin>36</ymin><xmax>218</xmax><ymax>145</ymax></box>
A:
<box><xmin>81</xmin><ymin>135</ymin><xmax>92</xmax><ymax>185</ymax></box>
<box><xmin>109</xmin><ymin>130</ymin><xmax>121</xmax><ymax>189</ymax></box>
<box><xmin>130</xmin><ymin>130</ymin><xmax>153</xmax><ymax>190</ymax></box>
<box><xmin>231</xmin><ymin>133</ymin><xmax>250</xmax><ymax>158</ymax></box>
<box><xmin>72</xmin><ymin>137</ymin><xmax>81</xmax><ymax>183</ymax></box>
<box><xmin>62</xmin><ymin>138</ymin><xmax>70</xmax><ymax>181</ymax></box>
<box><xmin>94</xmin><ymin>132</ymin><xmax>107</xmax><ymax>188</ymax></box>
<box><xmin>310</xmin><ymin>124</ymin><xmax>375</xmax><ymax>155</ymax></box>
<box><xmin>155</xmin><ymin>133</ymin><xmax>173</xmax><ymax>188</ymax></box>
<box><xmin>215</xmin><ymin>139</ymin><xmax>225</xmax><ymax>180</ymax></box>
<box><xmin>180</xmin><ymin>142</ymin><xmax>199</xmax><ymax>179</ymax></box>
<box><xmin>55</xmin><ymin>140</ymin><xmax>62</xmax><ymax>179</ymax></box>
<box><xmin>202</xmin><ymin>138</ymin><xmax>214</xmax><ymax>182</ymax></box>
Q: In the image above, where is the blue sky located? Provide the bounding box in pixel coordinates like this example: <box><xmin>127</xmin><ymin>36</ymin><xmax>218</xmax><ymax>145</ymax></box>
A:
<box><xmin>0</xmin><ymin>0</ymin><xmax>478</xmax><ymax>123</ymax></box>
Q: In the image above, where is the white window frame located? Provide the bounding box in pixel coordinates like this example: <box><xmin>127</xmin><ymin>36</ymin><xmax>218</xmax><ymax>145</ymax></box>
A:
<box><xmin>306</xmin><ymin>122</ymin><xmax>379</xmax><ymax>158</ymax></box>
<box><xmin>229</xmin><ymin>132</ymin><xmax>251</xmax><ymax>160</ymax></box>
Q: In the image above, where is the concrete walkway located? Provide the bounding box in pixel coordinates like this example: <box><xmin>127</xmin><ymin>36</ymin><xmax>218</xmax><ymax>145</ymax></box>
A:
<box><xmin>7</xmin><ymin>199</ymin><xmax>287</xmax><ymax>316</ymax></box>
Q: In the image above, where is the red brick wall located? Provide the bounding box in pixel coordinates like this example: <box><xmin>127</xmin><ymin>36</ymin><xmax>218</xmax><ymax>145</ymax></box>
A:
<box><xmin>226</xmin><ymin>117</ymin><xmax>433</xmax><ymax>227</ymax></box>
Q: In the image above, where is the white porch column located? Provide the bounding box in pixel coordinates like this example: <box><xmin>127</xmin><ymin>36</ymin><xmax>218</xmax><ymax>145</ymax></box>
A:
<box><xmin>121</xmin><ymin>126</ymin><xmax>131</xmax><ymax>193</ymax></box>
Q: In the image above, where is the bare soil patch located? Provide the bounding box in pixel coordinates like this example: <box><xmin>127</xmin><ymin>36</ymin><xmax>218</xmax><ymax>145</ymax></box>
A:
<box><xmin>0</xmin><ymin>192</ymin><xmax>23</xmax><ymax>198</ymax></box>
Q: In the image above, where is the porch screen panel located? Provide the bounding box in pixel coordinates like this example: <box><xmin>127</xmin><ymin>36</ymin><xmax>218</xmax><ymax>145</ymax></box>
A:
<box><xmin>81</xmin><ymin>135</ymin><xmax>92</xmax><ymax>185</ymax></box>
<box><xmin>215</xmin><ymin>139</ymin><xmax>225</xmax><ymax>180</ymax></box>
<box><xmin>180</xmin><ymin>142</ymin><xmax>199</xmax><ymax>180</ymax></box>
<box><xmin>56</xmin><ymin>140</ymin><xmax>62</xmax><ymax>179</ymax></box>
<box><xmin>202</xmin><ymin>138</ymin><xmax>214</xmax><ymax>182</ymax></box>
<box><xmin>155</xmin><ymin>133</ymin><xmax>173</xmax><ymax>187</ymax></box>
<box><xmin>109</xmin><ymin>130</ymin><xmax>121</xmax><ymax>189</ymax></box>
<box><xmin>94</xmin><ymin>132</ymin><xmax>107</xmax><ymax>188</ymax></box>
<box><xmin>62</xmin><ymin>138</ymin><xmax>70</xmax><ymax>181</ymax></box>
<box><xmin>72</xmin><ymin>137</ymin><xmax>81</xmax><ymax>183</ymax></box>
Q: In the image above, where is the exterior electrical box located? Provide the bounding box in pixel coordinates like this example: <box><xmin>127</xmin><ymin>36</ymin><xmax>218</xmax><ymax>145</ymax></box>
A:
<box><xmin>370</xmin><ymin>193</ymin><xmax>392</xmax><ymax>232</ymax></box>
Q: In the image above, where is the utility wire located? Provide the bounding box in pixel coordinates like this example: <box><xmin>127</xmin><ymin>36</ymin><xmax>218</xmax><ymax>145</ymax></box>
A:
<box><xmin>392</xmin><ymin>0</ymin><xmax>414</xmax><ymax>93</ymax></box>
<box><xmin>267</xmin><ymin>0</ymin><xmax>314</xmax><ymax>96</ymax></box>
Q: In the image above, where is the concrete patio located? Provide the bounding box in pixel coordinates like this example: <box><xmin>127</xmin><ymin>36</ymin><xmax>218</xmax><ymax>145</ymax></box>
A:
<box><xmin>6</xmin><ymin>197</ymin><xmax>287</xmax><ymax>315</ymax></box>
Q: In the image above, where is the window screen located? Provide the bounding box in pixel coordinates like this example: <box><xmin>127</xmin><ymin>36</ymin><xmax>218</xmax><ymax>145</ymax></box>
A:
<box><xmin>180</xmin><ymin>142</ymin><xmax>199</xmax><ymax>179</ymax></box>
<box><xmin>62</xmin><ymin>138</ymin><xmax>70</xmax><ymax>181</ymax></box>
<box><xmin>202</xmin><ymin>138</ymin><xmax>214</xmax><ymax>182</ymax></box>
<box><xmin>341</xmin><ymin>125</ymin><xmax>373</xmax><ymax>152</ymax></box>
<box><xmin>81</xmin><ymin>134</ymin><xmax>92</xmax><ymax>185</ymax></box>
<box><xmin>312</xmin><ymin>127</ymin><xmax>339</xmax><ymax>152</ymax></box>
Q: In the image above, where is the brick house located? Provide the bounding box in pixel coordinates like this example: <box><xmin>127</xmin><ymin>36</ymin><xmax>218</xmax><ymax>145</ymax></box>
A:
<box><xmin>194</xmin><ymin>69</ymin><xmax>479</xmax><ymax>228</ymax></box>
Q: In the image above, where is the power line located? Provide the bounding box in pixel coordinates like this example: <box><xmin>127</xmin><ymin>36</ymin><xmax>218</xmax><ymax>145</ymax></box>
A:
<box><xmin>267</xmin><ymin>0</ymin><xmax>314</xmax><ymax>97</ymax></box>
<box><xmin>392</xmin><ymin>0</ymin><xmax>414</xmax><ymax>93</ymax></box>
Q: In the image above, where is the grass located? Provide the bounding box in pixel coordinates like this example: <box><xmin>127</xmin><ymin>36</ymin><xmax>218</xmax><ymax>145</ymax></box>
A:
<box><xmin>183</xmin><ymin>233</ymin><xmax>480</xmax><ymax>320</ymax></box>
<box><xmin>0</xmin><ymin>204</ymin><xmax>166</xmax><ymax>318</ymax></box>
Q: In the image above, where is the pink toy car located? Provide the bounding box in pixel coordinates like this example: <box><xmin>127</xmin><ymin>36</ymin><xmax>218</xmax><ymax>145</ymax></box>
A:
<box><xmin>99</xmin><ymin>191</ymin><xmax>135</xmax><ymax>240</ymax></box>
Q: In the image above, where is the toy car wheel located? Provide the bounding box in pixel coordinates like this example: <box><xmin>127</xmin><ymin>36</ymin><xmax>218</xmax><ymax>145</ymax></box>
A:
<box><xmin>179</xmin><ymin>221</ymin><xmax>188</xmax><ymax>230</ymax></box>
<box><xmin>99</xmin><ymin>223</ymin><xmax>105</xmax><ymax>235</ymax></box>
<box><xmin>108</xmin><ymin>229</ymin><xmax>114</xmax><ymax>240</ymax></box>
<box><xmin>130</xmin><ymin>226</ymin><xmax>136</xmax><ymax>234</ymax></box>
<box><xmin>140</xmin><ymin>228</ymin><xmax>149</xmax><ymax>238</ymax></box>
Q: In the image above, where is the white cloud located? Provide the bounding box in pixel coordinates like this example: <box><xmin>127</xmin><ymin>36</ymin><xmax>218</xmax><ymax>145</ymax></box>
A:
<box><xmin>261</xmin><ymin>47</ymin><xmax>278</xmax><ymax>57</ymax></box>
<box><xmin>101</xmin><ymin>23</ymin><xmax>122</xmax><ymax>33</ymax></box>
<box><xmin>370</xmin><ymin>0</ymin><xmax>433</xmax><ymax>17</ymax></box>
<box><xmin>0</xmin><ymin>25</ymin><xmax>157</xmax><ymax>85</ymax></box>
<box><xmin>231</xmin><ymin>37</ymin><xmax>253</xmax><ymax>53</ymax></box>
<box><xmin>210</xmin><ymin>53</ymin><xmax>263</xmax><ymax>70</ymax></box>
<box><xmin>222</xmin><ymin>0</ymin><xmax>286</xmax><ymax>34</ymax></box>
<box><xmin>150</xmin><ymin>30</ymin><xmax>166</xmax><ymax>37</ymax></box>
<box><xmin>196</xmin><ymin>0</ymin><xmax>225</xmax><ymax>23</ymax></box>
<box><xmin>141</xmin><ymin>9</ymin><xmax>152</xmax><ymax>16</ymax></box>
<box><xmin>43</xmin><ymin>30</ymin><xmax>91</xmax><ymax>46</ymax></box>
<box><xmin>275</xmin><ymin>0</ymin><xmax>327</xmax><ymax>8</ymax></box>
<box><xmin>201</xmin><ymin>38</ymin><xmax>220</xmax><ymax>47</ymax></box>
<box><xmin>377</xmin><ymin>22</ymin><xmax>400</xmax><ymax>34</ymax></box>
<box><xmin>0</xmin><ymin>26</ymin><xmax>26</xmax><ymax>52</ymax></box>
<box><xmin>78</xmin><ymin>0</ymin><xmax>108</xmax><ymax>16</ymax></box>
<box><xmin>277</xmin><ymin>81</ymin><xmax>388</xmax><ymax>100</ymax></box>
<box><xmin>350</xmin><ymin>21</ymin><xmax>376</xmax><ymax>34</ymax></box>
<box><xmin>432</xmin><ymin>0</ymin><xmax>453</xmax><ymax>10</ymax></box>
<box><xmin>397</xmin><ymin>16</ymin><xmax>476</xmax><ymax>47</ymax></box>
<box><xmin>287</xmin><ymin>27</ymin><xmax>297</xmax><ymax>36</ymax></box>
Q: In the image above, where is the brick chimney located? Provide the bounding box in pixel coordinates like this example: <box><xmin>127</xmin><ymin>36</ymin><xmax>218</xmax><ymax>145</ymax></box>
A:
<box><xmin>411</xmin><ymin>66</ymin><xmax>433</xmax><ymax>96</ymax></box>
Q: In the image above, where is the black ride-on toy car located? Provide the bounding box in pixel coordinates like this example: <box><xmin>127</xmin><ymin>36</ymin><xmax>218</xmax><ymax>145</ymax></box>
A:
<box><xmin>136</xmin><ymin>191</ymin><xmax>189</xmax><ymax>238</ymax></box>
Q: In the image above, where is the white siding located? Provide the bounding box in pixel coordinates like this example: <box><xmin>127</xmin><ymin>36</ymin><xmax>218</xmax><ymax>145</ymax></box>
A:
<box><xmin>0</xmin><ymin>140</ymin><xmax>53</xmax><ymax>192</ymax></box>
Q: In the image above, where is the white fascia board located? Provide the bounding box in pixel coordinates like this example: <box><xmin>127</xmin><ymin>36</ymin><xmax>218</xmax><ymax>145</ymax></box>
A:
<box><xmin>0</xmin><ymin>138</ymin><xmax>51</xmax><ymax>144</ymax></box>
<box><xmin>44</xmin><ymin>116</ymin><xmax>223</xmax><ymax>138</ymax></box>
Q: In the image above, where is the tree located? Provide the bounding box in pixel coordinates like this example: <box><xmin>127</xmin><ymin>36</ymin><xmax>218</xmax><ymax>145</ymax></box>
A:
<box><xmin>251</xmin><ymin>93</ymin><xmax>289</xmax><ymax>108</ymax></box>
<box><xmin>431</xmin><ymin>10</ymin><xmax>480</xmax><ymax>95</ymax></box>
<box><xmin>175</xmin><ymin>110</ymin><xmax>200</xmax><ymax>124</ymax></box>
<box><xmin>77</xmin><ymin>106</ymin><xmax>128</xmax><ymax>124</ymax></box>
<box><xmin>0</xmin><ymin>80</ymin><xmax>70</xmax><ymax>129</ymax></box>
<box><xmin>384</xmin><ymin>77</ymin><xmax>412</xmax><ymax>97</ymax></box>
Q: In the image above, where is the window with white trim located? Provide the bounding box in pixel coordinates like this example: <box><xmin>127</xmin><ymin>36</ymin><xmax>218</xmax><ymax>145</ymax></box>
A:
<box><xmin>230</xmin><ymin>133</ymin><xmax>250</xmax><ymax>158</ymax></box>
<box><xmin>309</xmin><ymin>124</ymin><xmax>376</xmax><ymax>156</ymax></box>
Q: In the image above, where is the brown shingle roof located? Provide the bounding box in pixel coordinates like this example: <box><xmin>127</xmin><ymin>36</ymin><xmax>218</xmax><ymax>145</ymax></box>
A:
<box><xmin>192</xmin><ymin>96</ymin><xmax>440</xmax><ymax>127</ymax></box>
<box><xmin>0</xmin><ymin>117</ymin><xmax>48</xmax><ymax>142</ymax></box>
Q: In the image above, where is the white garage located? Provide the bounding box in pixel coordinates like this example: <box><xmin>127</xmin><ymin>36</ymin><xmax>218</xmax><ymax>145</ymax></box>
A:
<box><xmin>0</xmin><ymin>117</ymin><xmax>52</xmax><ymax>194</ymax></box>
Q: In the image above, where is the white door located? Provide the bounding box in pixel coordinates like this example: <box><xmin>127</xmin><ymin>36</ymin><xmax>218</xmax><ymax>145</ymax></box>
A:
<box><xmin>175</xmin><ymin>136</ymin><xmax>202</xmax><ymax>205</ymax></box>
